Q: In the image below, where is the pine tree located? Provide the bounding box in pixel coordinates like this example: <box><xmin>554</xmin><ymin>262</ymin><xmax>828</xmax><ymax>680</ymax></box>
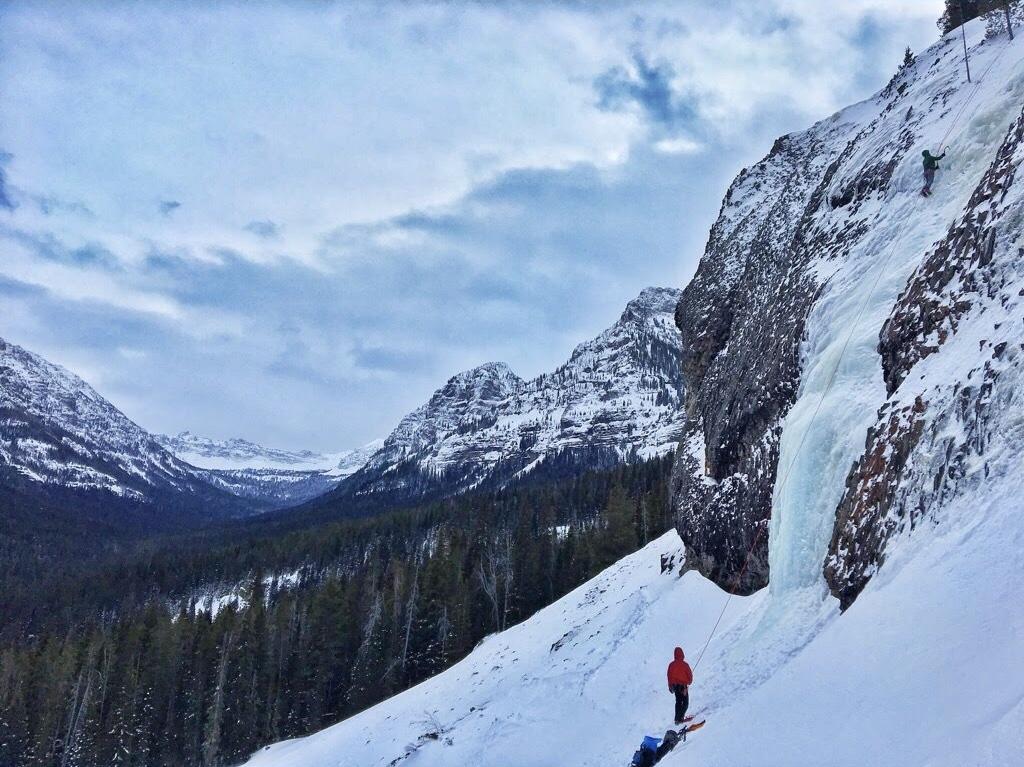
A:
<box><xmin>938</xmin><ymin>0</ymin><xmax>980</xmax><ymax>33</ymax></box>
<box><xmin>0</xmin><ymin>648</ymin><xmax>32</xmax><ymax>766</ymax></box>
<box><xmin>345</xmin><ymin>588</ymin><xmax>388</xmax><ymax>712</ymax></box>
<box><xmin>980</xmin><ymin>1</ymin><xmax>1017</xmax><ymax>38</ymax></box>
<box><xmin>600</xmin><ymin>483</ymin><xmax>638</xmax><ymax>566</ymax></box>
<box><xmin>202</xmin><ymin>625</ymin><xmax>235</xmax><ymax>767</ymax></box>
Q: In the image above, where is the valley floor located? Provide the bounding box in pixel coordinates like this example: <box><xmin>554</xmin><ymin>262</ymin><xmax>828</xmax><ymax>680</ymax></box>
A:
<box><xmin>243</xmin><ymin>476</ymin><xmax>1023</xmax><ymax>767</ymax></box>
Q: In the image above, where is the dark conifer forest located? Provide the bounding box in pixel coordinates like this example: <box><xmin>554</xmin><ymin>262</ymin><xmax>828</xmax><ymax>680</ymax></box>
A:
<box><xmin>0</xmin><ymin>457</ymin><xmax>674</xmax><ymax>766</ymax></box>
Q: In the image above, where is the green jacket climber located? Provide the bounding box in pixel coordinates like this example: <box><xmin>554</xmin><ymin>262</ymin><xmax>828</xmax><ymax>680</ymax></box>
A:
<box><xmin>922</xmin><ymin>150</ymin><xmax>945</xmax><ymax>170</ymax></box>
<box><xmin>921</xmin><ymin>149</ymin><xmax>946</xmax><ymax>196</ymax></box>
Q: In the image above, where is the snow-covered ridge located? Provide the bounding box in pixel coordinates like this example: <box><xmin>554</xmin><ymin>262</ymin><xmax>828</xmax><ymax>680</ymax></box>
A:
<box><xmin>0</xmin><ymin>337</ymin><xmax>233</xmax><ymax>510</ymax></box>
<box><xmin>155</xmin><ymin>431</ymin><xmax>341</xmax><ymax>471</ymax></box>
<box><xmin>156</xmin><ymin>433</ymin><xmax>385</xmax><ymax>508</ymax></box>
<box><xmin>334</xmin><ymin>286</ymin><xmax>686</xmax><ymax>506</ymax></box>
<box><xmin>155</xmin><ymin>431</ymin><xmax>384</xmax><ymax>474</ymax></box>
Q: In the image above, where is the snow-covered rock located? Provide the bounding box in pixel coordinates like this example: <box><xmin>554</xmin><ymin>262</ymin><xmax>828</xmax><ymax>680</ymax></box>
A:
<box><xmin>826</xmin><ymin>95</ymin><xmax>1024</xmax><ymax>608</ymax></box>
<box><xmin>0</xmin><ymin>337</ymin><xmax>241</xmax><ymax>517</ymax></box>
<box><xmin>331</xmin><ymin>287</ymin><xmax>685</xmax><ymax>508</ymax></box>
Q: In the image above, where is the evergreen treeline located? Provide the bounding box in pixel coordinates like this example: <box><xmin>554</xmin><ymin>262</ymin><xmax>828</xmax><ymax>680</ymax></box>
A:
<box><xmin>0</xmin><ymin>458</ymin><xmax>674</xmax><ymax>767</ymax></box>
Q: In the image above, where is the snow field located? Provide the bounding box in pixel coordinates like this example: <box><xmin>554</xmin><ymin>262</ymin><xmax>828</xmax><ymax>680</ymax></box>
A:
<box><xmin>244</xmin><ymin>469</ymin><xmax>1024</xmax><ymax>767</ymax></box>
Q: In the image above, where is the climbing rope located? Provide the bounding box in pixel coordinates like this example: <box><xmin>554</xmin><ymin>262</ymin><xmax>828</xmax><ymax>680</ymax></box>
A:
<box><xmin>939</xmin><ymin>31</ymin><xmax>1013</xmax><ymax>150</ymax></box>
<box><xmin>691</xmin><ymin>30</ymin><xmax>1016</xmax><ymax>673</ymax></box>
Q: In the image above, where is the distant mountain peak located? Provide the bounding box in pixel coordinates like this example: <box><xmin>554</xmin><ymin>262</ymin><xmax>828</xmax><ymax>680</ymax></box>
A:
<box><xmin>155</xmin><ymin>432</ymin><xmax>386</xmax><ymax>509</ymax></box>
<box><xmin>623</xmin><ymin>286</ymin><xmax>683</xmax><ymax>316</ymax></box>
<box><xmin>321</xmin><ymin>286</ymin><xmax>687</xmax><ymax>510</ymax></box>
<box><xmin>155</xmin><ymin>431</ymin><xmax>333</xmax><ymax>471</ymax></box>
<box><xmin>433</xmin><ymin>362</ymin><xmax>524</xmax><ymax>404</ymax></box>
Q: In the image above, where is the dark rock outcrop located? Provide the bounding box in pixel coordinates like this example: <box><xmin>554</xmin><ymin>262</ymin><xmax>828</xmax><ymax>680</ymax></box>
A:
<box><xmin>670</xmin><ymin>92</ymin><xmax>915</xmax><ymax>593</ymax></box>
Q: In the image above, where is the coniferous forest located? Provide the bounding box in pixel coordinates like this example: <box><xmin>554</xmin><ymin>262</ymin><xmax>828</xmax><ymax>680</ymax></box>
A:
<box><xmin>0</xmin><ymin>458</ymin><xmax>674</xmax><ymax>767</ymax></box>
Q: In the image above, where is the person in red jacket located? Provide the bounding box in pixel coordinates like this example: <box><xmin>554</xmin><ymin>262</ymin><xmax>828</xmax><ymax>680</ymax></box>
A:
<box><xmin>666</xmin><ymin>647</ymin><xmax>693</xmax><ymax>724</ymax></box>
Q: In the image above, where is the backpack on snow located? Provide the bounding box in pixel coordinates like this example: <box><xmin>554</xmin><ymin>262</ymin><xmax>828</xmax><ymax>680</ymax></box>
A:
<box><xmin>629</xmin><ymin>736</ymin><xmax>660</xmax><ymax>767</ymax></box>
<box><xmin>656</xmin><ymin>729</ymin><xmax>680</xmax><ymax>758</ymax></box>
<box><xmin>629</xmin><ymin>748</ymin><xmax>655</xmax><ymax>767</ymax></box>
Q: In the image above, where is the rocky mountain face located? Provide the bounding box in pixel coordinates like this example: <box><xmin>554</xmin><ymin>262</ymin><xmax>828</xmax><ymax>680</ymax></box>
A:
<box><xmin>155</xmin><ymin>432</ymin><xmax>383</xmax><ymax>508</ymax></box>
<box><xmin>0</xmin><ymin>338</ymin><xmax>244</xmax><ymax>524</ymax></box>
<box><xmin>670</xmin><ymin>125</ymin><xmax>841</xmax><ymax>593</ymax></box>
<box><xmin>671</xmin><ymin>23</ymin><xmax>1024</xmax><ymax>602</ymax></box>
<box><xmin>328</xmin><ymin>287</ymin><xmax>686</xmax><ymax>509</ymax></box>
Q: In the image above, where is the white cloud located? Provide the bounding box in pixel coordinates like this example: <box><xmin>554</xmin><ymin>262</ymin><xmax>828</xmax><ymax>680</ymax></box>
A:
<box><xmin>0</xmin><ymin>234</ymin><xmax>248</xmax><ymax>339</ymax></box>
<box><xmin>0</xmin><ymin>2</ymin><xmax>939</xmax><ymax>272</ymax></box>
<box><xmin>654</xmin><ymin>137</ymin><xmax>703</xmax><ymax>155</ymax></box>
<box><xmin>0</xmin><ymin>1</ymin><xmax>945</xmax><ymax>448</ymax></box>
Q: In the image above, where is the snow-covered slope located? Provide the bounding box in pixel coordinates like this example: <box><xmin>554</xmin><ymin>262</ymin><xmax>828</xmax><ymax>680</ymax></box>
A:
<box><xmin>331</xmin><ymin>287</ymin><xmax>685</xmax><ymax>507</ymax></box>
<box><xmin>245</xmin><ymin>494</ymin><xmax>1024</xmax><ymax>766</ymax></box>
<box><xmin>156</xmin><ymin>432</ymin><xmax>383</xmax><ymax>508</ymax></box>
<box><xmin>245</xmin><ymin>18</ymin><xmax>1024</xmax><ymax>767</ymax></box>
<box><xmin>0</xmin><ymin>337</ymin><xmax>242</xmax><ymax>518</ymax></box>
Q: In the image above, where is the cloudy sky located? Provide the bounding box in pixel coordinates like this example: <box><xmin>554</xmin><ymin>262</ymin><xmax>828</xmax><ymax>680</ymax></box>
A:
<box><xmin>0</xmin><ymin>1</ymin><xmax>941</xmax><ymax>451</ymax></box>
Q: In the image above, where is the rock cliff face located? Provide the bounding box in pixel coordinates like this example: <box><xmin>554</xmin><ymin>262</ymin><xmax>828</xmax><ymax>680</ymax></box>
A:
<box><xmin>671</xmin><ymin>25</ymin><xmax>1024</xmax><ymax>600</ymax></box>
<box><xmin>327</xmin><ymin>287</ymin><xmax>686</xmax><ymax>509</ymax></box>
<box><xmin>670</xmin><ymin>126</ymin><xmax>842</xmax><ymax>593</ymax></box>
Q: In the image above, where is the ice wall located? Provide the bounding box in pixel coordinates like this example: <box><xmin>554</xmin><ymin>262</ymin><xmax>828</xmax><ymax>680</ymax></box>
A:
<box><xmin>768</xmin><ymin>19</ymin><xmax>1022</xmax><ymax>597</ymax></box>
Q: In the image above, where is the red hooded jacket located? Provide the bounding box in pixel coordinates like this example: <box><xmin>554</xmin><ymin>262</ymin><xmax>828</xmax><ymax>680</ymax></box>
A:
<box><xmin>667</xmin><ymin>647</ymin><xmax>693</xmax><ymax>689</ymax></box>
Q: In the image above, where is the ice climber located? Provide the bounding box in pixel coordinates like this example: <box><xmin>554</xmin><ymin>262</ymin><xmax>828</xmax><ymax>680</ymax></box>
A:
<box><xmin>921</xmin><ymin>149</ymin><xmax>946</xmax><ymax>197</ymax></box>
<box><xmin>666</xmin><ymin>647</ymin><xmax>693</xmax><ymax>725</ymax></box>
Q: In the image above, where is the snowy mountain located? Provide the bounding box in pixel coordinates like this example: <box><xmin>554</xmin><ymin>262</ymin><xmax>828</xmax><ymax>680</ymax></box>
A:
<box><xmin>327</xmin><ymin>287</ymin><xmax>685</xmax><ymax>508</ymax></box>
<box><xmin>0</xmin><ymin>334</ymin><xmax>381</xmax><ymax>516</ymax></box>
<box><xmin>244</xmin><ymin>18</ymin><xmax>1024</xmax><ymax>767</ymax></box>
<box><xmin>155</xmin><ymin>431</ymin><xmax>342</xmax><ymax>471</ymax></box>
<box><xmin>155</xmin><ymin>432</ymin><xmax>383</xmax><ymax>508</ymax></box>
<box><xmin>0</xmin><ymin>337</ymin><xmax>243</xmax><ymax>522</ymax></box>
